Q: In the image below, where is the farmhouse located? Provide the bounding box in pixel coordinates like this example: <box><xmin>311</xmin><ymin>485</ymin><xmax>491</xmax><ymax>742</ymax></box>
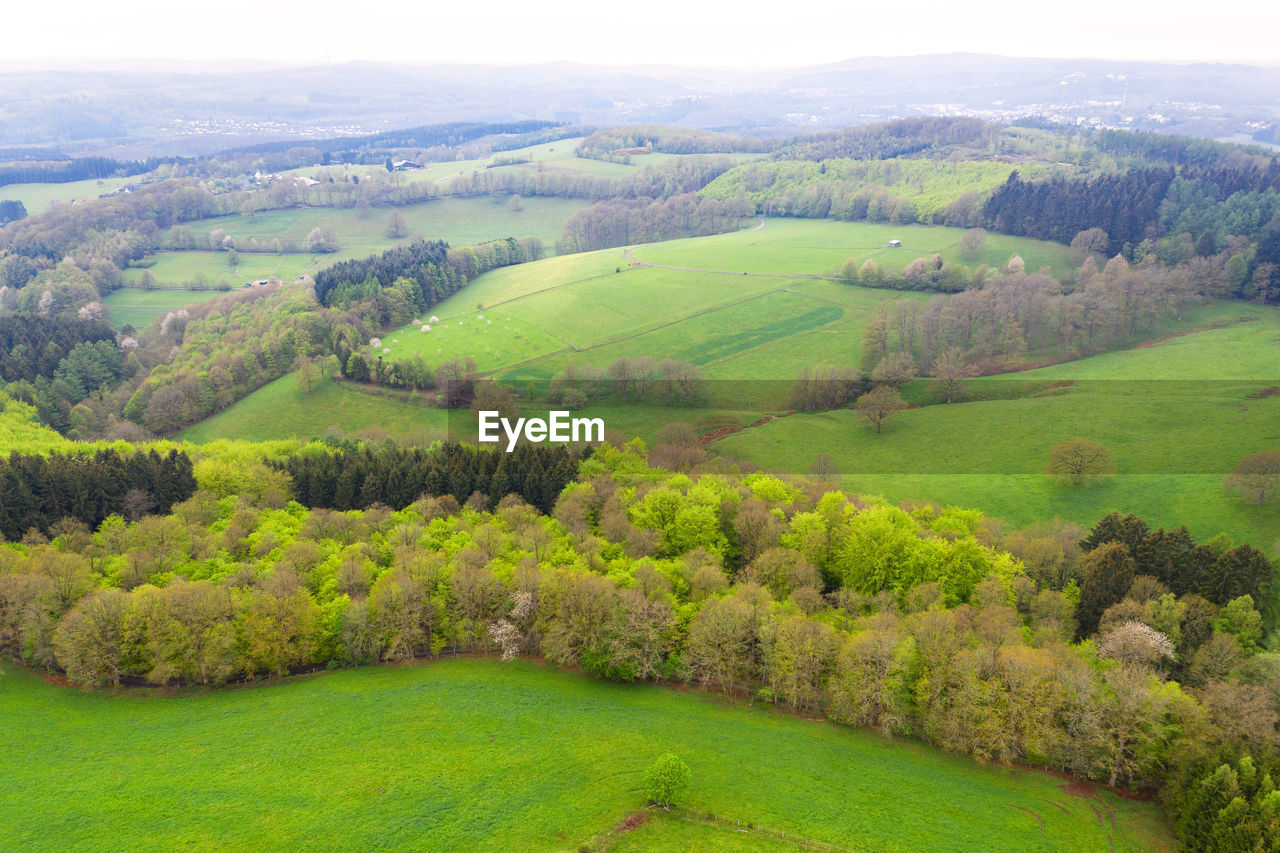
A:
<box><xmin>888</xmin><ymin>239</ymin><xmax>902</xmax><ymax>248</ymax></box>
<box><xmin>392</xmin><ymin>160</ymin><xmax>422</xmax><ymax>171</ymax></box>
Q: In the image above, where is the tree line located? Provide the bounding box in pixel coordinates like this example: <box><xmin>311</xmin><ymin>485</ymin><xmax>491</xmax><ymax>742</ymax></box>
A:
<box><xmin>556</xmin><ymin>193</ymin><xmax>753</xmax><ymax>254</ymax></box>
<box><xmin>277</xmin><ymin>442</ymin><xmax>586</xmax><ymax>515</ymax></box>
<box><xmin>0</xmin><ymin>447</ymin><xmax>196</xmax><ymax>540</ymax></box>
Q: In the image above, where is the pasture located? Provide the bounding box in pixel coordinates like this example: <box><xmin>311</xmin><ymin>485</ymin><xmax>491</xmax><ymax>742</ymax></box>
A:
<box><xmin>178</xmin><ymin>375</ymin><xmax>449</xmax><ymax>445</ymax></box>
<box><xmin>103</xmin><ymin>287</ymin><xmax>241</xmax><ymax>330</ymax></box>
<box><xmin>0</xmin><ymin>658</ymin><xmax>1172</xmax><ymax>853</ymax></box>
<box><xmin>175</xmin><ymin>195</ymin><xmax>590</xmax><ymax>257</ymax></box>
<box><xmin>0</xmin><ymin>175</ymin><xmax>142</xmax><ymax>213</ymax></box>
<box><xmin>715</xmin><ymin>305</ymin><xmax>1280</xmax><ymax>551</ymax></box>
<box><xmin>374</xmin><ymin>220</ymin><xmax>965</xmax><ymax>391</ymax></box>
<box><xmin>630</xmin><ymin>218</ymin><xmax>1076</xmax><ymax>279</ymax></box>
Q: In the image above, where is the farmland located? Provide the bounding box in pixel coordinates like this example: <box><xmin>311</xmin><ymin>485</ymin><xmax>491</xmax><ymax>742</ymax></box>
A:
<box><xmin>177</xmin><ymin>195</ymin><xmax>589</xmax><ymax>257</ymax></box>
<box><xmin>178</xmin><ymin>373</ymin><xmax>449</xmax><ymax>445</ymax></box>
<box><xmin>0</xmin><ymin>658</ymin><xmax>1172</xmax><ymax>853</ymax></box>
<box><xmin>193</xmin><ymin>218</ymin><xmax>1280</xmax><ymax>552</ymax></box>
<box><xmin>0</xmin><ymin>175</ymin><xmax>143</xmax><ymax>213</ymax></box>
<box><xmin>102</xmin><ymin>286</ymin><xmax>241</xmax><ymax>330</ymax></box>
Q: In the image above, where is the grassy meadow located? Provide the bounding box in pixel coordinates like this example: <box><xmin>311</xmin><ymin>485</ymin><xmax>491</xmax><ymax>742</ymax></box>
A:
<box><xmin>177</xmin><ymin>195</ymin><xmax>589</xmax><ymax>258</ymax></box>
<box><xmin>631</xmin><ymin>218</ymin><xmax>1076</xmax><ymax>279</ymax></box>
<box><xmin>102</xmin><ymin>287</ymin><xmax>241</xmax><ymax>330</ymax></box>
<box><xmin>0</xmin><ymin>175</ymin><xmax>142</xmax><ymax>213</ymax></box>
<box><xmin>0</xmin><ymin>658</ymin><xmax>1173</xmax><ymax>853</ymax></box>
<box><xmin>178</xmin><ymin>374</ymin><xmax>449</xmax><ymax>445</ymax></box>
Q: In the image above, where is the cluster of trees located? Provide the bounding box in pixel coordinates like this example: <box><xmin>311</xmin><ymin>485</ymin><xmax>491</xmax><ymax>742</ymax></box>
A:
<box><xmin>544</xmin><ymin>357</ymin><xmax>707</xmax><ymax>409</ymax></box>
<box><xmin>277</xmin><ymin>442</ymin><xmax>585</xmax><ymax>515</ymax></box>
<box><xmin>980</xmin><ymin>164</ymin><xmax>1280</xmax><ymax>302</ymax></box>
<box><xmin>701</xmin><ymin>157</ymin><xmax>1014</xmax><ymax>227</ymax></box>
<box><xmin>1073</xmin><ymin>512</ymin><xmax>1274</xmax><ymax>636</ymax></box>
<box><xmin>122</xmin><ymin>286</ymin><xmax>343</xmax><ymax>434</ymax></box>
<box><xmin>0</xmin><ymin>441</ymin><xmax>1275</xmax><ymax>849</ymax></box>
<box><xmin>0</xmin><ymin>316</ymin><xmax>116</xmax><ymax>384</ymax></box>
<box><xmin>224</xmin><ymin>120</ymin><xmax>557</xmax><ymax>162</ymax></box>
<box><xmin>314</xmin><ymin>237</ymin><xmax>542</xmax><ymax>312</ymax></box>
<box><xmin>0</xmin><ymin>200</ymin><xmax>25</xmax><ymax>225</ymax></box>
<box><xmin>574</xmin><ymin>126</ymin><xmax>774</xmax><ymax>162</ymax></box>
<box><xmin>0</xmin><ymin>316</ymin><xmax>129</xmax><ymax>433</ymax></box>
<box><xmin>858</xmin><ymin>261</ymin><xmax>1203</xmax><ymax>376</ymax></box>
<box><xmin>556</xmin><ymin>192</ymin><xmax>753</xmax><ymax>254</ymax></box>
<box><xmin>776</xmin><ymin>117</ymin><xmax>997</xmax><ymax>162</ymax></box>
<box><xmin>0</xmin><ymin>155</ymin><xmax>182</xmax><ymax>189</ymax></box>
<box><xmin>0</xmin><ymin>448</ymin><xmax>195</xmax><ymax>539</ymax></box>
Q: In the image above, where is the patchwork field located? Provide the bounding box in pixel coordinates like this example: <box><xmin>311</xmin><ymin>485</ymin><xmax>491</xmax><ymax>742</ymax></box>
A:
<box><xmin>187</xmin><ymin>220</ymin><xmax>1279</xmax><ymax>552</ymax></box>
<box><xmin>0</xmin><ymin>658</ymin><xmax>1172</xmax><ymax>853</ymax></box>
<box><xmin>176</xmin><ymin>195</ymin><xmax>589</xmax><ymax>257</ymax></box>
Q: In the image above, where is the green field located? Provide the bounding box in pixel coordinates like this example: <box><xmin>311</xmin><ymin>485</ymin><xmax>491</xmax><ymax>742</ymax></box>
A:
<box><xmin>374</xmin><ymin>221</ymin><xmax>968</xmax><ymax>388</ymax></box>
<box><xmin>102</xmin><ymin>287</ymin><xmax>241</xmax><ymax>329</ymax></box>
<box><xmin>713</xmin><ymin>301</ymin><xmax>1280</xmax><ymax>551</ymax></box>
<box><xmin>177</xmin><ymin>195</ymin><xmax>590</xmax><ymax>257</ymax></box>
<box><xmin>0</xmin><ymin>658</ymin><xmax>1172</xmax><ymax>853</ymax></box>
<box><xmin>0</xmin><ymin>175</ymin><xmax>143</xmax><ymax>214</ymax></box>
<box><xmin>178</xmin><ymin>374</ymin><xmax>449</xmax><ymax>445</ymax></box>
<box><xmin>122</xmin><ymin>251</ymin><xmax>319</xmax><ymax>288</ymax></box>
<box><xmin>631</xmin><ymin>218</ymin><xmax>1076</xmax><ymax>279</ymax></box>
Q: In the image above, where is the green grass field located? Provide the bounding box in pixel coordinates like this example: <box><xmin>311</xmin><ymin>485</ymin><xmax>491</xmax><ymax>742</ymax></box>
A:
<box><xmin>122</xmin><ymin>251</ymin><xmax>318</xmax><ymax>288</ymax></box>
<box><xmin>0</xmin><ymin>175</ymin><xmax>143</xmax><ymax>214</ymax></box>
<box><xmin>178</xmin><ymin>374</ymin><xmax>449</xmax><ymax>445</ymax></box>
<box><xmin>374</xmin><ymin>221</ymin><xmax>968</xmax><ymax>388</ymax></box>
<box><xmin>176</xmin><ymin>195</ymin><xmax>589</xmax><ymax>257</ymax></box>
<box><xmin>0</xmin><ymin>658</ymin><xmax>1173</xmax><ymax>853</ymax></box>
<box><xmin>102</xmin><ymin>287</ymin><xmax>240</xmax><ymax>330</ymax></box>
<box><xmin>631</xmin><ymin>218</ymin><xmax>1076</xmax><ymax>279</ymax></box>
<box><xmin>714</xmin><ymin>301</ymin><xmax>1280</xmax><ymax>551</ymax></box>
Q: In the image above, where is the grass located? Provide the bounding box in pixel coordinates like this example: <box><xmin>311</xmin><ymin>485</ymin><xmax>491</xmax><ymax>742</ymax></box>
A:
<box><xmin>0</xmin><ymin>658</ymin><xmax>1173</xmax><ymax>853</ymax></box>
<box><xmin>103</xmin><ymin>286</ymin><xmax>244</xmax><ymax>330</ymax></box>
<box><xmin>374</xmin><ymin>222</ymin><xmax>949</xmax><ymax>391</ymax></box>
<box><xmin>631</xmin><ymin>218</ymin><xmax>1075</xmax><ymax>279</ymax></box>
<box><xmin>178</xmin><ymin>374</ymin><xmax>450</xmax><ymax>445</ymax></box>
<box><xmin>0</xmin><ymin>175</ymin><xmax>142</xmax><ymax>214</ymax></box>
<box><xmin>175</xmin><ymin>195</ymin><xmax>590</xmax><ymax>257</ymax></box>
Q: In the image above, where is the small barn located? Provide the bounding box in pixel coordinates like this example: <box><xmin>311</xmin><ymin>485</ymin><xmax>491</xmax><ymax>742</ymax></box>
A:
<box><xmin>888</xmin><ymin>239</ymin><xmax>902</xmax><ymax>248</ymax></box>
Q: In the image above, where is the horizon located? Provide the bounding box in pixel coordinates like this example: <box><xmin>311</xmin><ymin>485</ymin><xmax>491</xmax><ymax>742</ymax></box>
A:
<box><xmin>6</xmin><ymin>0</ymin><xmax>1280</xmax><ymax>68</ymax></box>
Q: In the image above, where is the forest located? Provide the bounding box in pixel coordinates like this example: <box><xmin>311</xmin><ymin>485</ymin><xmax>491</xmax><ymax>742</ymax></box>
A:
<box><xmin>0</xmin><ymin>440</ymin><xmax>1276</xmax><ymax>851</ymax></box>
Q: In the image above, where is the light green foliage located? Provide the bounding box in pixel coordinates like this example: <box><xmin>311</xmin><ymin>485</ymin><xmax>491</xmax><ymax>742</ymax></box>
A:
<box><xmin>831</xmin><ymin>503</ymin><xmax>1010</xmax><ymax>602</ymax></box>
<box><xmin>644</xmin><ymin>752</ymin><xmax>692</xmax><ymax>808</ymax></box>
<box><xmin>0</xmin><ymin>394</ymin><xmax>75</xmax><ymax>454</ymax></box>
<box><xmin>1214</xmin><ymin>595</ymin><xmax>1264</xmax><ymax>651</ymax></box>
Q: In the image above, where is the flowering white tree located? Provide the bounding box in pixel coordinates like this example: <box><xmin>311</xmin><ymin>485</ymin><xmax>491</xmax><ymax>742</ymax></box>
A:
<box><xmin>1097</xmin><ymin>621</ymin><xmax>1175</xmax><ymax>668</ymax></box>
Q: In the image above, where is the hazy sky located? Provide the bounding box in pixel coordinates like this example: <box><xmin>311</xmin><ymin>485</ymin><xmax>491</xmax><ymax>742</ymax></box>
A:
<box><xmin>8</xmin><ymin>0</ymin><xmax>1279</xmax><ymax>67</ymax></box>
